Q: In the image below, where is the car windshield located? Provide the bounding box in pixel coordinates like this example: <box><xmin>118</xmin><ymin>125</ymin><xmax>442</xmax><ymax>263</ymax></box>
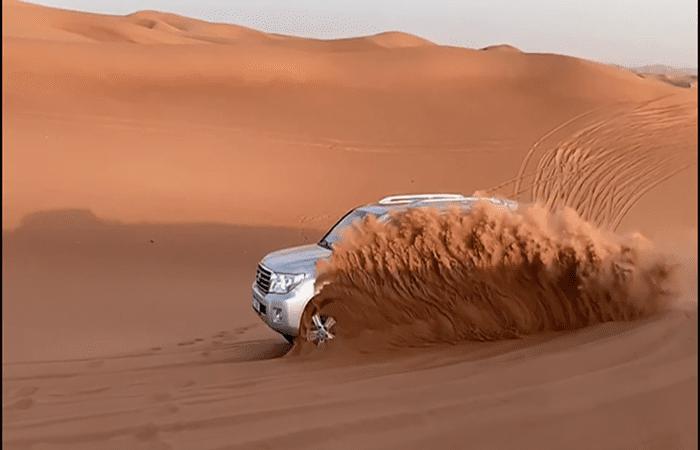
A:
<box><xmin>318</xmin><ymin>209</ymin><xmax>375</xmax><ymax>250</ymax></box>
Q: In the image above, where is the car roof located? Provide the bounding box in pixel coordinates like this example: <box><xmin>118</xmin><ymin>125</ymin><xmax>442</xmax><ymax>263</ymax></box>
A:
<box><xmin>356</xmin><ymin>194</ymin><xmax>519</xmax><ymax>216</ymax></box>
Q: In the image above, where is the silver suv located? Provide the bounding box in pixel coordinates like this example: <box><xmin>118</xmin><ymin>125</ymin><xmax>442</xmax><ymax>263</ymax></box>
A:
<box><xmin>251</xmin><ymin>194</ymin><xmax>518</xmax><ymax>344</ymax></box>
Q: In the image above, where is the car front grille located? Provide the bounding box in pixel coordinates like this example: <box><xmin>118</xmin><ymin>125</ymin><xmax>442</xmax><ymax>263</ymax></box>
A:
<box><xmin>255</xmin><ymin>264</ymin><xmax>272</xmax><ymax>294</ymax></box>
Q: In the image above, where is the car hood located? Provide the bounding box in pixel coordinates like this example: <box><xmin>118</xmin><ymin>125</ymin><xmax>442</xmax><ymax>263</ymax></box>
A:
<box><xmin>261</xmin><ymin>244</ymin><xmax>332</xmax><ymax>275</ymax></box>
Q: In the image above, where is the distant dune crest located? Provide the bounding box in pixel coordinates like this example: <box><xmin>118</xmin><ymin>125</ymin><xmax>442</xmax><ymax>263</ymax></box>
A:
<box><xmin>124</xmin><ymin>10</ymin><xmax>271</xmax><ymax>40</ymax></box>
<box><xmin>479</xmin><ymin>44</ymin><xmax>522</xmax><ymax>52</ymax></box>
<box><xmin>366</xmin><ymin>31</ymin><xmax>436</xmax><ymax>48</ymax></box>
<box><xmin>631</xmin><ymin>64</ymin><xmax>698</xmax><ymax>76</ymax></box>
<box><xmin>2</xmin><ymin>0</ymin><xmax>695</xmax><ymax>94</ymax></box>
<box><xmin>608</xmin><ymin>63</ymin><xmax>698</xmax><ymax>89</ymax></box>
<box><xmin>4</xmin><ymin>1</ymin><xmax>433</xmax><ymax>48</ymax></box>
<box><xmin>634</xmin><ymin>72</ymin><xmax>697</xmax><ymax>89</ymax></box>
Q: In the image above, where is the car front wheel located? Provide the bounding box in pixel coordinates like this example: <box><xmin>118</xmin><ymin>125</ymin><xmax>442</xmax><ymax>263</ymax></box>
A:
<box><xmin>299</xmin><ymin>300</ymin><xmax>337</xmax><ymax>346</ymax></box>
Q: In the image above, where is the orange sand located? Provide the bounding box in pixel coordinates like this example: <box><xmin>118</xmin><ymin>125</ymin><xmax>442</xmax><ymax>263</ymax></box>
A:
<box><xmin>3</xmin><ymin>1</ymin><xmax>697</xmax><ymax>449</ymax></box>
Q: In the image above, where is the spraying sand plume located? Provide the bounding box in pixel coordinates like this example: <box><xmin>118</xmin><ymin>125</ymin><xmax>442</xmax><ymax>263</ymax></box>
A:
<box><xmin>292</xmin><ymin>202</ymin><xmax>678</xmax><ymax>354</ymax></box>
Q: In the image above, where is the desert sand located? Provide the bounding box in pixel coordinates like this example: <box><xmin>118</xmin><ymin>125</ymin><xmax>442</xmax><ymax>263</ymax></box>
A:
<box><xmin>3</xmin><ymin>0</ymin><xmax>697</xmax><ymax>449</ymax></box>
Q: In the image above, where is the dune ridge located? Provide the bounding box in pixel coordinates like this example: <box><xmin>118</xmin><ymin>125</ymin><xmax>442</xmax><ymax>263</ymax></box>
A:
<box><xmin>3</xmin><ymin>0</ymin><xmax>432</xmax><ymax>49</ymax></box>
<box><xmin>366</xmin><ymin>31</ymin><xmax>436</xmax><ymax>48</ymax></box>
<box><xmin>480</xmin><ymin>43</ymin><xmax>522</xmax><ymax>52</ymax></box>
<box><xmin>2</xmin><ymin>0</ymin><xmax>272</xmax><ymax>44</ymax></box>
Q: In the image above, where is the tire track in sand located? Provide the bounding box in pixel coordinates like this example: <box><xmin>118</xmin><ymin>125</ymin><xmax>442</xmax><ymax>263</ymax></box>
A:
<box><xmin>487</xmin><ymin>95</ymin><xmax>697</xmax><ymax>231</ymax></box>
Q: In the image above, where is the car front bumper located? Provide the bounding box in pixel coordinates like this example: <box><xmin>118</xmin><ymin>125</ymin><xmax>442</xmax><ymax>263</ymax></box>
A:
<box><xmin>251</xmin><ymin>280</ymin><xmax>314</xmax><ymax>337</ymax></box>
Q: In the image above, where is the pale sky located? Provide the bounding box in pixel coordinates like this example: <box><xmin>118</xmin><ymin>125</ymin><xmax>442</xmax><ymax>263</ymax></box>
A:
<box><xmin>29</xmin><ymin>0</ymin><xmax>698</xmax><ymax>68</ymax></box>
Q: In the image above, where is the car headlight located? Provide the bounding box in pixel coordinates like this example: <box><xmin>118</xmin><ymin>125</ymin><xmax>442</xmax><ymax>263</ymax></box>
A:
<box><xmin>269</xmin><ymin>272</ymin><xmax>307</xmax><ymax>294</ymax></box>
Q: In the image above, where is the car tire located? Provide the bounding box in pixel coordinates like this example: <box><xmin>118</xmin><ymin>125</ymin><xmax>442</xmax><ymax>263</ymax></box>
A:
<box><xmin>299</xmin><ymin>299</ymin><xmax>337</xmax><ymax>346</ymax></box>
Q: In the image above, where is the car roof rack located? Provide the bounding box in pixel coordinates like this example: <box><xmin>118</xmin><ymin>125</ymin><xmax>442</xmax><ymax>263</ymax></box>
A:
<box><xmin>378</xmin><ymin>194</ymin><xmax>466</xmax><ymax>205</ymax></box>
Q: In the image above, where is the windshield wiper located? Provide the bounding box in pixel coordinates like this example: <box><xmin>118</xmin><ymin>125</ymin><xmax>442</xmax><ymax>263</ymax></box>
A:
<box><xmin>318</xmin><ymin>239</ymin><xmax>332</xmax><ymax>250</ymax></box>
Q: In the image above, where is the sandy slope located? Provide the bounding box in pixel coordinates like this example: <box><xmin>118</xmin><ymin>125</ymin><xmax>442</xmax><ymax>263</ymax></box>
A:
<box><xmin>3</xmin><ymin>1</ymin><xmax>698</xmax><ymax>449</ymax></box>
<box><xmin>4</xmin><ymin>1</ymin><xmax>696</xmax><ymax>234</ymax></box>
<box><xmin>3</xmin><ymin>310</ymin><xmax>697</xmax><ymax>449</ymax></box>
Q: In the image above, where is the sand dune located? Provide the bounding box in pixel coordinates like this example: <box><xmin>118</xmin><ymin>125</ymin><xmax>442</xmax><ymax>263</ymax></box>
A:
<box><xmin>4</xmin><ymin>10</ymin><xmax>694</xmax><ymax>234</ymax></box>
<box><xmin>2</xmin><ymin>1</ymin><xmax>697</xmax><ymax>449</ymax></box>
